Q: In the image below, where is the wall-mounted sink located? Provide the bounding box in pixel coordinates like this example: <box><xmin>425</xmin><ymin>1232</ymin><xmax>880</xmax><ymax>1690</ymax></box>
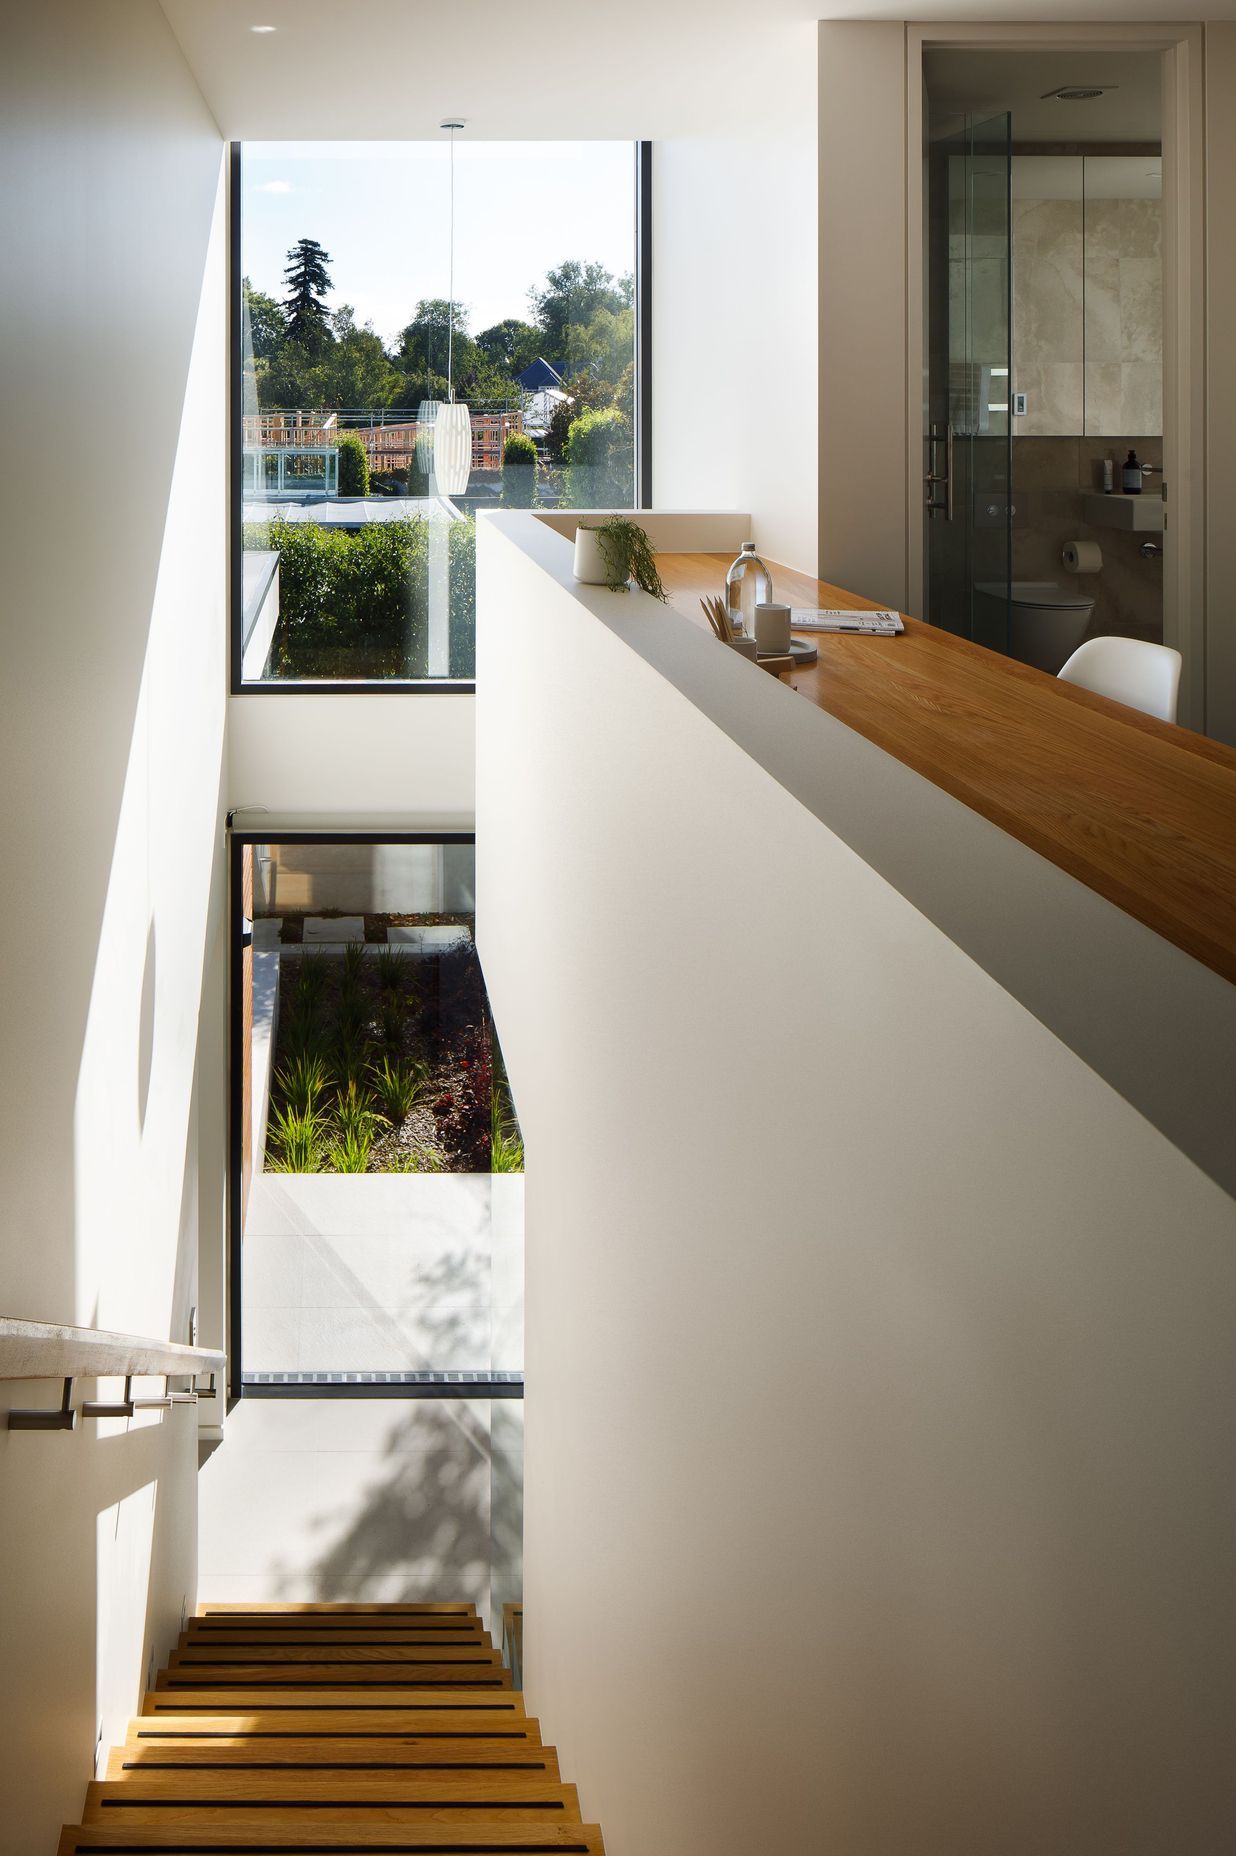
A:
<box><xmin>1083</xmin><ymin>493</ymin><xmax>1165</xmax><ymax>533</ymax></box>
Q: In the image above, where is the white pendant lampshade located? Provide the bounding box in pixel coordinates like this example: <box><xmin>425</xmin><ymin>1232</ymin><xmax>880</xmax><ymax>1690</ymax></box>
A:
<box><xmin>433</xmin><ymin>119</ymin><xmax>472</xmax><ymax>498</ymax></box>
<box><xmin>434</xmin><ymin>400</ymin><xmax>472</xmax><ymax>496</ymax></box>
<box><xmin>415</xmin><ymin>399</ymin><xmax>440</xmax><ymax>477</ymax></box>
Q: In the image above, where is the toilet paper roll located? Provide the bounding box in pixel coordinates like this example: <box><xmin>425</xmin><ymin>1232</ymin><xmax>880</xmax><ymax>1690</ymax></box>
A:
<box><xmin>1063</xmin><ymin>539</ymin><xmax>1102</xmax><ymax>574</ymax></box>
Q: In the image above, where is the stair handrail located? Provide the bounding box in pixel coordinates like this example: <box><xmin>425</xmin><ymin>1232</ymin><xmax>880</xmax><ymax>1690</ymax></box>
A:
<box><xmin>0</xmin><ymin>1314</ymin><xmax>223</xmax><ymax>1382</ymax></box>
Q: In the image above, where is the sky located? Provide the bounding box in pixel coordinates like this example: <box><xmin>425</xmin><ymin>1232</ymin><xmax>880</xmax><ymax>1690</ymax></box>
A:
<box><xmin>244</xmin><ymin>141</ymin><xmax>637</xmax><ymax>349</ymax></box>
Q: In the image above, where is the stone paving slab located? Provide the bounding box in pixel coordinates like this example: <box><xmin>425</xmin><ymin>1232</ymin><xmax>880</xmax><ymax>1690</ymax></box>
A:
<box><xmin>302</xmin><ymin>915</ymin><xmax>367</xmax><ymax>944</ymax></box>
<box><xmin>388</xmin><ymin>923</ymin><xmax>473</xmax><ymax>952</ymax></box>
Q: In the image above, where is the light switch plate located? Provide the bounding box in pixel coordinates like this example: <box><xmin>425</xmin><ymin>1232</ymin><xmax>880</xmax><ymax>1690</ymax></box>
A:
<box><xmin>1012</xmin><ymin>391</ymin><xmax>1028</xmax><ymax>416</ymax></box>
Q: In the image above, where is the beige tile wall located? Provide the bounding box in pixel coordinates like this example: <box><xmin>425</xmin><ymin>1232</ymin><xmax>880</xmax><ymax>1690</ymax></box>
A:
<box><xmin>1014</xmin><ymin>436</ymin><xmax>1163</xmax><ymax>643</ymax></box>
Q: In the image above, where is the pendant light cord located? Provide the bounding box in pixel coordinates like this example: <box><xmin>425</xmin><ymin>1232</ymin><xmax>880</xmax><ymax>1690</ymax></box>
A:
<box><xmin>447</xmin><ymin>125</ymin><xmax>456</xmax><ymax>403</ymax></box>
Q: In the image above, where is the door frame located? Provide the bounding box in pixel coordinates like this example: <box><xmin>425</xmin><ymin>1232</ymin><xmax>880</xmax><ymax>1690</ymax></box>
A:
<box><xmin>904</xmin><ymin>22</ymin><xmax>1205</xmax><ymax>729</ymax></box>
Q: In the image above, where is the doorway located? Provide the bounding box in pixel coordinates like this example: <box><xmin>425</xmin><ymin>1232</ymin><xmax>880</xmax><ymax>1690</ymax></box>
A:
<box><xmin>923</xmin><ymin>47</ymin><xmax>1165</xmax><ymax>675</ymax></box>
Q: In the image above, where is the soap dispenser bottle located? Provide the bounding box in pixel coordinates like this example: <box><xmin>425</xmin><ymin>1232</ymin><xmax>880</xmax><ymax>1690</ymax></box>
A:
<box><xmin>725</xmin><ymin>541</ymin><xmax>773</xmax><ymax>640</ymax></box>
<box><xmin>1122</xmin><ymin>449</ymin><xmax>1142</xmax><ymax>494</ymax></box>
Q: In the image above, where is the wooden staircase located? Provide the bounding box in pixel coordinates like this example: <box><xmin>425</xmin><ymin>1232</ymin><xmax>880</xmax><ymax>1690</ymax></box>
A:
<box><xmin>58</xmin><ymin>1603</ymin><xmax>604</xmax><ymax>1855</ymax></box>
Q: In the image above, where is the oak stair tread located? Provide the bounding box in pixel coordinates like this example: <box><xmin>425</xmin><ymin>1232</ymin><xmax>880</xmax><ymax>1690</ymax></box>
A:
<box><xmin>125</xmin><ymin>1723</ymin><xmax>543</xmax><ymax>1748</ymax></box>
<box><xmin>156</xmin><ymin>1667</ymin><xmax>513</xmax><ymax>1689</ymax></box>
<box><xmin>142</xmin><ymin>1689</ymin><xmax>525</xmax><ymax>1713</ymax></box>
<box><xmin>60</xmin><ymin>1825</ymin><xmax>603</xmax><ymax>1853</ymax></box>
<box><xmin>63</xmin><ymin>1605</ymin><xmax>602</xmax><ymax>1856</ymax></box>
<box><xmin>197</xmin><ymin>1604</ymin><xmax>477</xmax><ymax>1616</ymax></box>
<box><xmin>110</xmin><ymin>1746</ymin><xmax>558</xmax><ymax>1777</ymax></box>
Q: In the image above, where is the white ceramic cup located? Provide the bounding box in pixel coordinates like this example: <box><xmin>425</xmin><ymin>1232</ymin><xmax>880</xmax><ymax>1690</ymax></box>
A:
<box><xmin>754</xmin><ymin>601</ymin><xmax>791</xmax><ymax>655</ymax></box>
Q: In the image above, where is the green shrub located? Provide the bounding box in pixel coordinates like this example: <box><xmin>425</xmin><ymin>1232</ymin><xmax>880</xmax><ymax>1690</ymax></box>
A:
<box><xmin>501</xmin><ymin>432</ymin><xmax>539</xmax><ymax>508</ymax></box>
<box><xmin>325</xmin><ymin>1127</ymin><xmax>373</xmax><ymax>1172</ymax></box>
<box><xmin>375</xmin><ymin>946</ymin><xmax>415</xmax><ymax>999</ymax></box>
<box><xmin>371</xmin><ymin>1056</ymin><xmax>426</xmax><ymax>1126</ymax></box>
<box><xmin>337</xmin><ymin>434</ymin><xmax>370</xmax><ymax>497</ymax></box>
<box><xmin>264</xmin><ymin>514</ymin><xmax>477</xmax><ymax>680</ymax></box>
<box><xmin>268</xmin><ymin>1103</ymin><xmax>325</xmax><ymax>1172</ymax></box>
<box><xmin>275</xmin><ymin>1051</ymin><xmax>332</xmax><ymax>1118</ymax></box>
<box><xmin>563</xmin><ymin>406</ymin><xmax>634</xmax><ymax>508</ymax></box>
<box><xmin>267</xmin><ymin>516</ymin><xmax>431</xmax><ymax>678</ymax></box>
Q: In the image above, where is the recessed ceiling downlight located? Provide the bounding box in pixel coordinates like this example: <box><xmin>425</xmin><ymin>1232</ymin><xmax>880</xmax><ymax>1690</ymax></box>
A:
<box><xmin>250</xmin><ymin>23</ymin><xmax>277</xmax><ymax>32</ymax></box>
<box><xmin>1042</xmin><ymin>85</ymin><xmax>1115</xmax><ymax>102</ymax></box>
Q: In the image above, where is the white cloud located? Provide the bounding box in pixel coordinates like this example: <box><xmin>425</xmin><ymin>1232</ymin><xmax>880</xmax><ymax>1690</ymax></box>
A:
<box><xmin>255</xmin><ymin>180</ymin><xmax>292</xmax><ymax>194</ymax></box>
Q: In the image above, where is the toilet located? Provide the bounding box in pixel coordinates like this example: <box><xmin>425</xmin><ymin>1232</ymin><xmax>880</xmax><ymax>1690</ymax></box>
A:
<box><xmin>973</xmin><ymin>581</ymin><xmax>1095</xmax><ymax>675</ymax></box>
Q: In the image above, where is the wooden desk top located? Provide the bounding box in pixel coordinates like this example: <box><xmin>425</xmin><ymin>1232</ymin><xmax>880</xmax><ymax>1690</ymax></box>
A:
<box><xmin>658</xmin><ymin>552</ymin><xmax>1236</xmax><ymax>986</ymax></box>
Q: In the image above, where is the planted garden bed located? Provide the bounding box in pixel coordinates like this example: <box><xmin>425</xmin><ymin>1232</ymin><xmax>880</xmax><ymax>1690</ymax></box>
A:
<box><xmin>264</xmin><ymin>937</ymin><xmax>522</xmax><ymax>1174</ymax></box>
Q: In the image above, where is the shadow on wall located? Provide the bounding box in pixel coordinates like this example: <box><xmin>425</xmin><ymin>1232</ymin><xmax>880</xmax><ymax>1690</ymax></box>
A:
<box><xmin>271</xmin><ymin>1401</ymin><xmax>496</xmax><ymax>1598</ymax></box>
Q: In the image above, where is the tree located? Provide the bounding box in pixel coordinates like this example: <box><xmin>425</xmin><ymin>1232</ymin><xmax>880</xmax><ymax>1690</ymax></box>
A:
<box><xmin>282</xmin><ymin>238</ymin><xmax>334</xmax><ymax>353</ymax></box>
<box><xmin>243</xmin><ymin>276</ymin><xmax>286</xmax><ymax>360</ymax></box>
<box><xmin>563</xmin><ymin>406</ymin><xmax>634</xmax><ymax>508</ymax></box>
<box><xmin>529</xmin><ymin>261</ymin><xmax>633</xmax><ymax>365</ymax></box>
<box><xmin>500</xmin><ymin>432</ymin><xmax>539</xmax><ymax>508</ymax></box>
<box><xmin>477</xmin><ymin>317</ymin><xmax>542</xmax><ymax>379</ymax></box>
<box><xmin>337</xmin><ymin>434</ymin><xmax>370</xmax><ymax>497</ymax></box>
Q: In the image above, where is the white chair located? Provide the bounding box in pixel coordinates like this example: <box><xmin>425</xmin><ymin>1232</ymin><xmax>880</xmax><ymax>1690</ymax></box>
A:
<box><xmin>1057</xmin><ymin>635</ymin><xmax>1182</xmax><ymax>724</ymax></box>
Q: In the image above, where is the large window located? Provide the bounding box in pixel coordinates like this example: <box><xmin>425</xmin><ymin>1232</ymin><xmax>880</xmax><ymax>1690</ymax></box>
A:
<box><xmin>233</xmin><ymin>141</ymin><xmax>643</xmax><ymax>689</ymax></box>
<box><xmin>231</xmin><ymin>834</ymin><xmax>524</xmax><ymax>1394</ymax></box>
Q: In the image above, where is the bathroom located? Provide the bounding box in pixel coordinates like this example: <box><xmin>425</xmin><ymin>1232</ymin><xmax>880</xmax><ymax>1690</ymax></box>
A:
<box><xmin>923</xmin><ymin>48</ymin><xmax>1164</xmax><ymax>672</ymax></box>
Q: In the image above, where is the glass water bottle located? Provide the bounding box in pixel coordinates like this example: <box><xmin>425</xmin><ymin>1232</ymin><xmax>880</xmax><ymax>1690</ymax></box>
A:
<box><xmin>725</xmin><ymin>541</ymin><xmax>773</xmax><ymax>640</ymax></box>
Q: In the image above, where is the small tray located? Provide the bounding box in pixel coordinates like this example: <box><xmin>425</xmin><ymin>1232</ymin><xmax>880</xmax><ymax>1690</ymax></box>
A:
<box><xmin>759</xmin><ymin>636</ymin><xmax>818</xmax><ymax>666</ymax></box>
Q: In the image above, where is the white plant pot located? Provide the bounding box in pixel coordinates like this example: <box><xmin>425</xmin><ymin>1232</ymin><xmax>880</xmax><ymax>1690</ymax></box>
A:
<box><xmin>574</xmin><ymin>526</ymin><xmax>621</xmax><ymax>586</ymax></box>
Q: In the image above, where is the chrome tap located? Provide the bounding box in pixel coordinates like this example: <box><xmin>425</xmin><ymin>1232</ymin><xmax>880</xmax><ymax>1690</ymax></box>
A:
<box><xmin>1139</xmin><ymin>541</ymin><xmax>1163</xmax><ymax>559</ymax></box>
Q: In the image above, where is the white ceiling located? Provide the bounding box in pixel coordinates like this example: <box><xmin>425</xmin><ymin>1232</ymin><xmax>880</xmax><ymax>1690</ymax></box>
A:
<box><xmin>158</xmin><ymin>2</ymin><xmax>1228</xmax><ymax>140</ymax></box>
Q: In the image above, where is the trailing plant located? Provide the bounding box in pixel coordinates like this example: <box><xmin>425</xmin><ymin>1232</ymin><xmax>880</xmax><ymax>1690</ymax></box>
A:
<box><xmin>267</xmin><ymin>1102</ymin><xmax>325</xmax><ymax>1172</ymax></box>
<box><xmin>371</xmin><ymin>1056</ymin><xmax>425</xmax><ymax>1126</ymax></box>
<box><xmin>275</xmin><ymin>1050</ymin><xmax>332</xmax><ymax>1117</ymax></box>
<box><xmin>583</xmin><ymin>517</ymin><xmax>667</xmax><ymax>601</ymax></box>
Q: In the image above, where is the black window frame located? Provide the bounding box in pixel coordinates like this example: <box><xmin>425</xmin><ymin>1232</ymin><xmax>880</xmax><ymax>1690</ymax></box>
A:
<box><xmin>227</xmin><ymin>824</ymin><xmax>522</xmax><ymax>1404</ymax></box>
<box><xmin>228</xmin><ymin>139</ymin><xmax>653</xmax><ymax>695</ymax></box>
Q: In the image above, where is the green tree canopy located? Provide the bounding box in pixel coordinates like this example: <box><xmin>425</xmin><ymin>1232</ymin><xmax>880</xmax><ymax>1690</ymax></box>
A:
<box><xmin>530</xmin><ymin>261</ymin><xmax>633</xmax><ymax>366</ymax></box>
<box><xmin>282</xmin><ymin>238</ymin><xmax>334</xmax><ymax>353</ymax></box>
<box><xmin>477</xmin><ymin>317</ymin><xmax>542</xmax><ymax>378</ymax></box>
<box><xmin>243</xmin><ymin>277</ymin><xmax>286</xmax><ymax>361</ymax></box>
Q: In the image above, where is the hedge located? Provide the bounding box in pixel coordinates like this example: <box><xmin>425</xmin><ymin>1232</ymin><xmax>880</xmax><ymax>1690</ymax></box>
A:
<box><xmin>501</xmin><ymin>432</ymin><xmax>539</xmax><ymax>508</ymax></box>
<box><xmin>248</xmin><ymin>514</ymin><xmax>476</xmax><ymax>680</ymax></box>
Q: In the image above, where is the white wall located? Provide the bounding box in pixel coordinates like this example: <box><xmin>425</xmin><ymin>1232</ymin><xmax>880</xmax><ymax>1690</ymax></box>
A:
<box><xmin>227</xmin><ymin>694</ymin><xmax>475</xmax><ymax>826</ymax></box>
<box><xmin>1204</xmin><ymin>22</ymin><xmax>1236</xmax><ymax>747</ymax></box>
<box><xmin>0</xmin><ymin>3</ymin><xmax>226</xmax><ymax>1847</ymax></box>
<box><xmin>652</xmin><ymin>23</ymin><xmax>819</xmax><ymax>574</ymax></box>
<box><xmin>476</xmin><ymin>515</ymin><xmax>1236</xmax><ymax>1856</ymax></box>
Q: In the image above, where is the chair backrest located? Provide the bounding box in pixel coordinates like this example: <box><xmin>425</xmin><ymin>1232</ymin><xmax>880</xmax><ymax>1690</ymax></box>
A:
<box><xmin>1057</xmin><ymin>635</ymin><xmax>1182</xmax><ymax>724</ymax></box>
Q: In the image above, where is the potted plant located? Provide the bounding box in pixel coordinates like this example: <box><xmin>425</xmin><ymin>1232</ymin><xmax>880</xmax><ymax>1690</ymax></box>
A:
<box><xmin>573</xmin><ymin>517</ymin><xmax>667</xmax><ymax>602</ymax></box>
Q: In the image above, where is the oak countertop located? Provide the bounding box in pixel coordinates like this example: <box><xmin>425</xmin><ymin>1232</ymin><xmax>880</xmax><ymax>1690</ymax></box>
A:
<box><xmin>658</xmin><ymin>552</ymin><xmax>1236</xmax><ymax>988</ymax></box>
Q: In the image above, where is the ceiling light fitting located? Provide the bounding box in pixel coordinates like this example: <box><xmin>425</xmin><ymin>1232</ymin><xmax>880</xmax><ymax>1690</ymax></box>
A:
<box><xmin>250</xmin><ymin>24</ymin><xmax>277</xmax><ymax>33</ymax></box>
<box><xmin>1042</xmin><ymin>85</ymin><xmax>1116</xmax><ymax>102</ymax></box>
<box><xmin>431</xmin><ymin>120</ymin><xmax>471</xmax><ymax>498</ymax></box>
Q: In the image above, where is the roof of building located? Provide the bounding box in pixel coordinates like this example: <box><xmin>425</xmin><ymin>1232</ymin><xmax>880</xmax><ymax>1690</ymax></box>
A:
<box><xmin>516</xmin><ymin>357</ymin><xmax>567</xmax><ymax>391</ymax></box>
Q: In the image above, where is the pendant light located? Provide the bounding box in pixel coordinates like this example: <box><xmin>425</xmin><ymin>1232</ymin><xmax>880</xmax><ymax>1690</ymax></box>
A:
<box><xmin>433</xmin><ymin>119</ymin><xmax>472</xmax><ymax>497</ymax></box>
